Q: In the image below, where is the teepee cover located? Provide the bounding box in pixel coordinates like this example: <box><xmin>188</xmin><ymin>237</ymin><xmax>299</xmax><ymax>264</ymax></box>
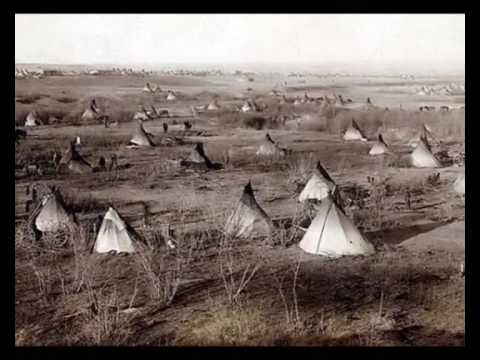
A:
<box><xmin>411</xmin><ymin>136</ymin><xmax>441</xmax><ymax>168</ymax></box>
<box><xmin>299</xmin><ymin>196</ymin><xmax>375</xmax><ymax>257</ymax></box>
<box><xmin>225</xmin><ymin>182</ymin><xmax>273</xmax><ymax>238</ymax></box>
<box><xmin>35</xmin><ymin>193</ymin><xmax>73</xmax><ymax>233</ymax></box>
<box><xmin>94</xmin><ymin>207</ymin><xmax>135</xmax><ymax>253</ymax></box>
<box><xmin>453</xmin><ymin>172</ymin><xmax>465</xmax><ymax>195</ymax></box>
<box><xmin>299</xmin><ymin>162</ymin><xmax>336</xmax><ymax>202</ymax></box>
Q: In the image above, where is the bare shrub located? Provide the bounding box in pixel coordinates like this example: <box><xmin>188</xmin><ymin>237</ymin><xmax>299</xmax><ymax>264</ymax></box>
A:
<box><xmin>285</xmin><ymin>152</ymin><xmax>316</xmax><ymax>190</ymax></box>
<box><xmin>134</xmin><ymin>245</ymin><xmax>191</xmax><ymax>306</ymax></box>
<box><xmin>80</xmin><ymin>284</ymin><xmax>135</xmax><ymax>345</ymax></box>
<box><xmin>218</xmin><ymin>240</ymin><xmax>262</xmax><ymax>305</ymax></box>
<box><xmin>273</xmin><ymin>261</ymin><xmax>304</xmax><ymax>330</ymax></box>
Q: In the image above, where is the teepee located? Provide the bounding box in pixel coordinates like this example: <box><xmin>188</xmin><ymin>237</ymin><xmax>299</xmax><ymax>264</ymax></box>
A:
<box><xmin>142</xmin><ymin>83</ymin><xmax>155</xmax><ymax>93</ymax></box>
<box><xmin>410</xmin><ymin>135</ymin><xmax>441</xmax><ymax>168</ymax></box>
<box><xmin>408</xmin><ymin>124</ymin><xmax>440</xmax><ymax>148</ymax></box>
<box><xmin>60</xmin><ymin>141</ymin><xmax>93</xmax><ymax>174</ymax></box>
<box><xmin>81</xmin><ymin>99</ymin><xmax>100</xmax><ymax>121</ymax></box>
<box><xmin>369</xmin><ymin>134</ymin><xmax>392</xmax><ymax>155</ymax></box>
<box><xmin>25</xmin><ymin>111</ymin><xmax>40</xmax><ymax>127</ymax></box>
<box><xmin>241</xmin><ymin>101</ymin><xmax>253</xmax><ymax>113</ymax></box>
<box><xmin>94</xmin><ymin>207</ymin><xmax>136</xmax><ymax>253</ymax></box>
<box><xmin>129</xmin><ymin>121</ymin><xmax>154</xmax><ymax>147</ymax></box>
<box><xmin>256</xmin><ymin>133</ymin><xmax>287</xmax><ymax>157</ymax></box>
<box><xmin>343</xmin><ymin>119</ymin><xmax>367</xmax><ymax>141</ymax></box>
<box><xmin>299</xmin><ymin>195</ymin><xmax>375</xmax><ymax>257</ymax></box>
<box><xmin>34</xmin><ymin>190</ymin><xmax>74</xmax><ymax>233</ymax></box>
<box><xmin>166</xmin><ymin>91</ymin><xmax>177</xmax><ymax>101</ymax></box>
<box><xmin>224</xmin><ymin>182</ymin><xmax>274</xmax><ymax>238</ymax></box>
<box><xmin>299</xmin><ymin>161</ymin><xmax>336</xmax><ymax>202</ymax></box>
<box><xmin>181</xmin><ymin>143</ymin><xmax>223</xmax><ymax>170</ymax></box>
<box><xmin>453</xmin><ymin>172</ymin><xmax>465</xmax><ymax>195</ymax></box>
<box><xmin>207</xmin><ymin>99</ymin><xmax>220</xmax><ymax>111</ymax></box>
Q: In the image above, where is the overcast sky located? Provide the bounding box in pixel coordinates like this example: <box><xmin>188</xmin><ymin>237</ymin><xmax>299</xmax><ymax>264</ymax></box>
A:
<box><xmin>15</xmin><ymin>14</ymin><xmax>465</xmax><ymax>73</ymax></box>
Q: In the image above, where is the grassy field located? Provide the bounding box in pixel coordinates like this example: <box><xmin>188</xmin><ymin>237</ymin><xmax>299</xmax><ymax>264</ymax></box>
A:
<box><xmin>15</xmin><ymin>74</ymin><xmax>465</xmax><ymax>346</ymax></box>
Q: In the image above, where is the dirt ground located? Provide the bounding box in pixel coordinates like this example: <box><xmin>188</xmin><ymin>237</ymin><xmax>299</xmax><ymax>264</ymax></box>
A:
<box><xmin>15</xmin><ymin>74</ymin><xmax>465</xmax><ymax>346</ymax></box>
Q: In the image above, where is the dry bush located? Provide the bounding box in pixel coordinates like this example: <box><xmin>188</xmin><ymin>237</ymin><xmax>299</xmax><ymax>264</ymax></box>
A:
<box><xmin>79</xmin><ymin>284</ymin><xmax>136</xmax><ymax>345</ymax></box>
<box><xmin>285</xmin><ymin>152</ymin><xmax>317</xmax><ymax>189</ymax></box>
<box><xmin>272</xmin><ymin>261</ymin><xmax>305</xmax><ymax>330</ymax></box>
<box><xmin>180</xmin><ymin>301</ymin><xmax>270</xmax><ymax>346</ymax></box>
<box><xmin>134</xmin><ymin>245</ymin><xmax>191</xmax><ymax>306</ymax></box>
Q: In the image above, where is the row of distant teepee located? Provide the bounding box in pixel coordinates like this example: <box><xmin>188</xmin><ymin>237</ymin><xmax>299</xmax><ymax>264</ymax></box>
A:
<box><xmin>344</xmin><ymin>119</ymin><xmax>443</xmax><ymax>168</ymax></box>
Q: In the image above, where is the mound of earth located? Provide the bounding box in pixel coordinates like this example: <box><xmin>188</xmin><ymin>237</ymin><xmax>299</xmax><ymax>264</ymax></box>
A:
<box><xmin>398</xmin><ymin>221</ymin><xmax>464</xmax><ymax>254</ymax></box>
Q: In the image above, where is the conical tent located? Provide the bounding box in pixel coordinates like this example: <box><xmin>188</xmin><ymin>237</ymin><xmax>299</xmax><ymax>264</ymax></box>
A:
<box><xmin>143</xmin><ymin>83</ymin><xmax>154</xmax><ymax>93</ymax></box>
<box><xmin>408</xmin><ymin>124</ymin><xmax>440</xmax><ymax>148</ymax></box>
<box><xmin>241</xmin><ymin>101</ymin><xmax>253</xmax><ymax>112</ymax></box>
<box><xmin>207</xmin><ymin>100</ymin><xmax>220</xmax><ymax>111</ymax></box>
<box><xmin>25</xmin><ymin>111</ymin><xmax>40</xmax><ymax>126</ymax></box>
<box><xmin>343</xmin><ymin>120</ymin><xmax>367</xmax><ymax>141</ymax></box>
<box><xmin>60</xmin><ymin>141</ymin><xmax>93</xmax><ymax>174</ymax></box>
<box><xmin>224</xmin><ymin>182</ymin><xmax>274</xmax><ymax>238</ymax></box>
<box><xmin>453</xmin><ymin>172</ymin><xmax>465</xmax><ymax>195</ymax></box>
<box><xmin>299</xmin><ymin>161</ymin><xmax>336</xmax><ymax>202</ymax></box>
<box><xmin>35</xmin><ymin>192</ymin><xmax>73</xmax><ymax>233</ymax></box>
<box><xmin>81</xmin><ymin>107</ymin><xmax>97</xmax><ymax>121</ymax></box>
<box><xmin>410</xmin><ymin>136</ymin><xmax>441</xmax><ymax>168</ymax></box>
<box><xmin>369</xmin><ymin>134</ymin><xmax>391</xmax><ymax>155</ymax></box>
<box><xmin>130</xmin><ymin>121</ymin><xmax>154</xmax><ymax>147</ymax></box>
<box><xmin>299</xmin><ymin>195</ymin><xmax>375</xmax><ymax>257</ymax></box>
<box><xmin>167</xmin><ymin>92</ymin><xmax>177</xmax><ymax>101</ymax></box>
<box><xmin>256</xmin><ymin>133</ymin><xmax>286</xmax><ymax>157</ymax></box>
<box><xmin>94</xmin><ymin>207</ymin><xmax>136</xmax><ymax>253</ymax></box>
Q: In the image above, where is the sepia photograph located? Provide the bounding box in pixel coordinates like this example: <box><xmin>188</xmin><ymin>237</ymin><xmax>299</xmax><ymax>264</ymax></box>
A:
<box><xmin>15</xmin><ymin>13</ymin><xmax>465</xmax><ymax>346</ymax></box>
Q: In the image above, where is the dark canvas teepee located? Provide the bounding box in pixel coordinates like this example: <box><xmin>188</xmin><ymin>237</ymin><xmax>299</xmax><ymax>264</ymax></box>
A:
<box><xmin>224</xmin><ymin>182</ymin><xmax>274</xmax><ymax>238</ymax></box>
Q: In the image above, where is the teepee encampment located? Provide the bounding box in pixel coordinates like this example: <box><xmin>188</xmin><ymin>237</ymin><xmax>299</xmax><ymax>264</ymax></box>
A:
<box><xmin>34</xmin><ymin>189</ymin><xmax>75</xmax><ymax>233</ymax></box>
<box><xmin>369</xmin><ymin>134</ymin><xmax>393</xmax><ymax>156</ymax></box>
<box><xmin>410</xmin><ymin>135</ymin><xmax>441</xmax><ymax>168</ymax></box>
<box><xmin>343</xmin><ymin>119</ymin><xmax>367</xmax><ymax>141</ymax></box>
<box><xmin>94</xmin><ymin>207</ymin><xmax>136</xmax><ymax>253</ymax></box>
<box><xmin>299</xmin><ymin>195</ymin><xmax>375</xmax><ymax>257</ymax></box>
<box><xmin>299</xmin><ymin>161</ymin><xmax>337</xmax><ymax>202</ymax></box>
<box><xmin>453</xmin><ymin>172</ymin><xmax>465</xmax><ymax>195</ymax></box>
<box><xmin>129</xmin><ymin>120</ymin><xmax>154</xmax><ymax>147</ymax></box>
<box><xmin>256</xmin><ymin>133</ymin><xmax>287</xmax><ymax>157</ymax></box>
<box><xmin>224</xmin><ymin>182</ymin><xmax>274</xmax><ymax>238</ymax></box>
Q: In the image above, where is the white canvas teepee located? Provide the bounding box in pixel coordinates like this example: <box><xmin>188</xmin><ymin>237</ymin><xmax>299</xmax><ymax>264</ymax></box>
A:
<box><xmin>453</xmin><ymin>172</ymin><xmax>465</xmax><ymax>195</ymax></box>
<box><xmin>410</xmin><ymin>136</ymin><xmax>441</xmax><ymax>168</ymax></box>
<box><xmin>94</xmin><ymin>207</ymin><xmax>135</xmax><ymax>253</ymax></box>
<box><xmin>241</xmin><ymin>101</ymin><xmax>253</xmax><ymax>113</ymax></box>
<box><xmin>166</xmin><ymin>92</ymin><xmax>177</xmax><ymax>101</ymax></box>
<box><xmin>224</xmin><ymin>182</ymin><xmax>273</xmax><ymax>238</ymax></box>
<box><xmin>369</xmin><ymin>134</ymin><xmax>391</xmax><ymax>155</ymax></box>
<box><xmin>343</xmin><ymin>120</ymin><xmax>367</xmax><ymax>141</ymax></box>
<box><xmin>129</xmin><ymin>121</ymin><xmax>154</xmax><ymax>147</ymax></box>
<box><xmin>207</xmin><ymin>100</ymin><xmax>220</xmax><ymax>111</ymax></box>
<box><xmin>35</xmin><ymin>193</ymin><xmax>73</xmax><ymax>233</ymax></box>
<box><xmin>299</xmin><ymin>161</ymin><xmax>336</xmax><ymax>202</ymax></box>
<box><xmin>256</xmin><ymin>133</ymin><xmax>286</xmax><ymax>157</ymax></box>
<box><xmin>299</xmin><ymin>195</ymin><xmax>375</xmax><ymax>257</ymax></box>
<box><xmin>25</xmin><ymin>111</ymin><xmax>40</xmax><ymax>127</ymax></box>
